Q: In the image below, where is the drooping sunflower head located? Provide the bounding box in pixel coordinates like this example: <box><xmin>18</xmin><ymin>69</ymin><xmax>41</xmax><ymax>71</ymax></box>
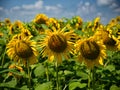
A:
<box><xmin>75</xmin><ymin>37</ymin><xmax>106</xmax><ymax>69</ymax></box>
<box><xmin>0</xmin><ymin>32</ymin><xmax>3</xmax><ymax>37</ymax></box>
<box><xmin>32</xmin><ymin>14</ymin><xmax>49</xmax><ymax>33</ymax></box>
<box><xmin>20</xmin><ymin>27</ymin><xmax>32</xmax><ymax>37</ymax></box>
<box><xmin>4</xmin><ymin>18</ymin><xmax>11</xmax><ymax>26</ymax></box>
<box><xmin>8</xmin><ymin>20</ymin><xmax>23</xmax><ymax>34</ymax></box>
<box><xmin>93</xmin><ymin>17</ymin><xmax>100</xmax><ymax>30</ymax></box>
<box><xmin>48</xmin><ymin>34</ymin><xmax>67</xmax><ymax>53</ymax></box>
<box><xmin>108</xmin><ymin>18</ymin><xmax>117</xmax><ymax>27</ymax></box>
<box><xmin>8</xmin><ymin>64</ymin><xmax>24</xmax><ymax>78</ymax></box>
<box><xmin>116</xmin><ymin>16</ymin><xmax>120</xmax><ymax>22</ymax></box>
<box><xmin>39</xmin><ymin>28</ymin><xmax>76</xmax><ymax>64</ymax></box>
<box><xmin>33</xmin><ymin>13</ymin><xmax>48</xmax><ymax>24</ymax></box>
<box><xmin>94</xmin><ymin>29</ymin><xmax>119</xmax><ymax>51</ymax></box>
<box><xmin>6</xmin><ymin>34</ymin><xmax>38</xmax><ymax>66</ymax></box>
<box><xmin>46</xmin><ymin>17</ymin><xmax>60</xmax><ymax>30</ymax></box>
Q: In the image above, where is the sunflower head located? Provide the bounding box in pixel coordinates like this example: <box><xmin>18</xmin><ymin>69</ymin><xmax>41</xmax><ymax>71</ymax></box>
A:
<box><xmin>116</xmin><ymin>16</ymin><xmax>120</xmax><ymax>22</ymax></box>
<box><xmin>21</xmin><ymin>28</ymin><xmax>32</xmax><ymax>37</ymax></box>
<box><xmin>80</xmin><ymin>40</ymin><xmax>100</xmax><ymax>60</ymax></box>
<box><xmin>4</xmin><ymin>18</ymin><xmax>11</xmax><ymax>26</ymax></box>
<box><xmin>6</xmin><ymin>34</ymin><xmax>38</xmax><ymax>66</ymax></box>
<box><xmin>0</xmin><ymin>32</ymin><xmax>3</xmax><ymax>37</ymax></box>
<box><xmin>8</xmin><ymin>64</ymin><xmax>24</xmax><ymax>78</ymax></box>
<box><xmin>33</xmin><ymin>13</ymin><xmax>48</xmax><ymax>24</ymax></box>
<box><xmin>48</xmin><ymin>34</ymin><xmax>67</xmax><ymax>53</ymax></box>
<box><xmin>8</xmin><ymin>21</ymin><xmax>23</xmax><ymax>34</ymax></box>
<box><xmin>46</xmin><ymin>18</ymin><xmax>60</xmax><ymax>30</ymax></box>
<box><xmin>15</xmin><ymin>41</ymin><xmax>33</xmax><ymax>58</ymax></box>
<box><xmin>76</xmin><ymin>37</ymin><xmax>106</xmax><ymax>68</ymax></box>
<box><xmin>108</xmin><ymin>18</ymin><xmax>117</xmax><ymax>27</ymax></box>
<box><xmin>40</xmin><ymin>28</ymin><xmax>75</xmax><ymax>63</ymax></box>
<box><xmin>94</xmin><ymin>29</ymin><xmax>119</xmax><ymax>51</ymax></box>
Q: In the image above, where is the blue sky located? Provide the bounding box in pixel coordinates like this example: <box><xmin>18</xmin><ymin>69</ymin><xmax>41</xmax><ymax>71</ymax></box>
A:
<box><xmin>0</xmin><ymin>0</ymin><xmax>120</xmax><ymax>24</ymax></box>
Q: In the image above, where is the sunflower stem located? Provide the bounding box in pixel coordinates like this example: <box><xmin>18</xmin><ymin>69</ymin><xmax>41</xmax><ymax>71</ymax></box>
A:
<box><xmin>88</xmin><ymin>68</ymin><xmax>96</xmax><ymax>90</ymax></box>
<box><xmin>92</xmin><ymin>67</ymin><xmax>96</xmax><ymax>90</ymax></box>
<box><xmin>45</xmin><ymin>62</ymin><xmax>49</xmax><ymax>81</ymax></box>
<box><xmin>88</xmin><ymin>69</ymin><xmax>91</xmax><ymax>90</ymax></box>
<box><xmin>55</xmin><ymin>61</ymin><xmax>59</xmax><ymax>90</ymax></box>
<box><xmin>27</xmin><ymin>60</ymin><xmax>32</xmax><ymax>90</ymax></box>
<box><xmin>1</xmin><ymin>48</ymin><xmax>6</xmax><ymax>68</ymax></box>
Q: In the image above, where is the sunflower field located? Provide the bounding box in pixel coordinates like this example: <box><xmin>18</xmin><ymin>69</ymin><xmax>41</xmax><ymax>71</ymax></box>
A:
<box><xmin>0</xmin><ymin>14</ymin><xmax>120</xmax><ymax>90</ymax></box>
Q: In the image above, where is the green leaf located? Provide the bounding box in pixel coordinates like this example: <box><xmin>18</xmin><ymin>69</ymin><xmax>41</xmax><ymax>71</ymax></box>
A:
<box><xmin>76</xmin><ymin>71</ymin><xmax>88</xmax><ymax>80</ymax></box>
<box><xmin>20</xmin><ymin>85</ymin><xmax>29</xmax><ymax>90</ymax></box>
<box><xmin>64</xmin><ymin>70</ymin><xmax>74</xmax><ymax>75</ymax></box>
<box><xmin>69</xmin><ymin>82</ymin><xmax>87</xmax><ymax>90</ymax></box>
<box><xmin>0</xmin><ymin>78</ymin><xmax>17</xmax><ymax>88</ymax></box>
<box><xmin>34</xmin><ymin>63</ymin><xmax>45</xmax><ymax>77</ymax></box>
<box><xmin>105</xmin><ymin>65</ymin><xmax>115</xmax><ymax>72</ymax></box>
<box><xmin>41</xmin><ymin>24</ymin><xmax>49</xmax><ymax>29</ymax></box>
<box><xmin>110</xmin><ymin>85</ymin><xmax>120</xmax><ymax>90</ymax></box>
<box><xmin>35</xmin><ymin>82</ymin><xmax>52</xmax><ymax>90</ymax></box>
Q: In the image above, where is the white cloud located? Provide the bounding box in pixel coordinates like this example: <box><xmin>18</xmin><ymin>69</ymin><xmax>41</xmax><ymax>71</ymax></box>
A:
<box><xmin>97</xmin><ymin>0</ymin><xmax>114</xmax><ymax>6</ymax></box>
<box><xmin>76</xmin><ymin>2</ymin><xmax>96</xmax><ymax>15</ymax></box>
<box><xmin>114</xmin><ymin>8</ymin><xmax>120</xmax><ymax>12</ymax></box>
<box><xmin>0</xmin><ymin>7</ymin><xmax>3</xmax><ymax>11</ymax></box>
<box><xmin>22</xmin><ymin>0</ymin><xmax>43</xmax><ymax>10</ymax></box>
<box><xmin>45</xmin><ymin>4</ymin><xmax>62</xmax><ymax>14</ymax></box>
<box><xmin>11</xmin><ymin>6</ymin><xmax>21</xmax><ymax>10</ymax></box>
<box><xmin>109</xmin><ymin>3</ymin><xmax>118</xmax><ymax>8</ymax></box>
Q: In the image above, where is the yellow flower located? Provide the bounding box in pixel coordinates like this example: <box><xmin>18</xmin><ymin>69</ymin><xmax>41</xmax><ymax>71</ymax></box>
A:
<box><xmin>108</xmin><ymin>18</ymin><xmax>117</xmax><ymax>27</ymax></box>
<box><xmin>21</xmin><ymin>27</ymin><xmax>32</xmax><ymax>37</ymax></box>
<box><xmin>8</xmin><ymin>20</ymin><xmax>23</xmax><ymax>34</ymax></box>
<box><xmin>93</xmin><ymin>17</ymin><xmax>100</xmax><ymax>30</ymax></box>
<box><xmin>39</xmin><ymin>28</ymin><xmax>76</xmax><ymax>64</ymax></box>
<box><xmin>46</xmin><ymin>17</ymin><xmax>60</xmax><ymax>30</ymax></box>
<box><xmin>75</xmin><ymin>37</ymin><xmax>106</xmax><ymax>69</ymax></box>
<box><xmin>33</xmin><ymin>13</ymin><xmax>48</xmax><ymax>24</ymax></box>
<box><xmin>32</xmin><ymin>14</ymin><xmax>49</xmax><ymax>33</ymax></box>
<box><xmin>6</xmin><ymin>34</ymin><xmax>38</xmax><ymax>66</ymax></box>
<box><xmin>116</xmin><ymin>16</ymin><xmax>120</xmax><ymax>22</ymax></box>
<box><xmin>94</xmin><ymin>29</ymin><xmax>119</xmax><ymax>51</ymax></box>
<box><xmin>8</xmin><ymin>64</ymin><xmax>24</xmax><ymax>77</ymax></box>
<box><xmin>0</xmin><ymin>32</ymin><xmax>3</xmax><ymax>37</ymax></box>
<box><xmin>4</xmin><ymin>18</ymin><xmax>11</xmax><ymax>26</ymax></box>
<box><xmin>75</xmin><ymin>16</ymin><xmax>83</xmax><ymax>30</ymax></box>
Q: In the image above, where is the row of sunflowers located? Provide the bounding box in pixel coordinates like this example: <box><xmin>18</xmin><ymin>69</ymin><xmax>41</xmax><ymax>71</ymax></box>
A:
<box><xmin>0</xmin><ymin>14</ymin><xmax>120</xmax><ymax>90</ymax></box>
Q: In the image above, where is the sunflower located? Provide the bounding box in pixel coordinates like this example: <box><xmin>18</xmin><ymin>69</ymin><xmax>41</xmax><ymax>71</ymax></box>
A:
<box><xmin>94</xmin><ymin>29</ymin><xmax>119</xmax><ymax>51</ymax></box>
<box><xmin>8</xmin><ymin>64</ymin><xmax>24</xmax><ymax>77</ymax></box>
<box><xmin>0</xmin><ymin>32</ymin><xmax>3</xmax><ymax>37</ymax></box>
<box><xmin>33</xmin><ymin>13</ymin><xmax>48</xmax><ymax>24</ymax></box>
<box><xmin>4</xmin><ymin>18</ymin><xmax>11</xmax><ymax>26</ymax></box>
<box><xmin>6</xmin><ymin>34</ymin><xmax>38</xmax><ymax>66</ymax></box>
<box><xmin>8</xmin><ymin>20</ymin><xmax>23</xmax><ymax>34</ymax></box>
<box><xmin>32</xmin><ymin>14</ymin><xmax>49</xmax><ymax>33</ymax></box>
<box><xmin>39</xmin><ymin>28</ymin><xmax>76</xmax><ymax>64</ymax></box>
<box><xmin>75</xmin><ymin>37</ymin><xmax>106</xmax><ymax>68</ymax></box>
<box><xmin>20</xmin><ymin>27</ymin><xmax>32</xmax><ymax>37</ymax></box>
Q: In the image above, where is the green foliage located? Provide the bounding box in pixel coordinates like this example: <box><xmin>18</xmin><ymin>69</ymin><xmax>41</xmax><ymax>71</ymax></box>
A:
<box><xmin>0</xmin><ymin>16</ymin><xmax>120</xmax><ymax>90</ymax></box>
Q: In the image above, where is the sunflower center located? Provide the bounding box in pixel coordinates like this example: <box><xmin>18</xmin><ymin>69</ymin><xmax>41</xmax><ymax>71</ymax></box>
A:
<box><xmin>104</xmin><ymin>37</ymin><xmax>116</xmax><ymax>46</ymax></box>
<box><xmin>48</xmin><ymin>34</ymin><xmax>67</xmax><ymax>53</ymax></box>
<box><xmin>80</xmin><ymin>40</ymin><xmax>100</xmax><ymax>60</ymax></box>
<box><xmin>15</xmin><ymin>41</ymin><xmax>33</xmax><ymax>58</ymax></box>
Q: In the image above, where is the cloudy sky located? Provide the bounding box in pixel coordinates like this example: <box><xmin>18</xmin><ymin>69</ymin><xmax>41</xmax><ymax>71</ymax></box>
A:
<box><xmin>0</xmin><ymin>0</ymin><xmax>120</xmax><ymax>24</ymax></box>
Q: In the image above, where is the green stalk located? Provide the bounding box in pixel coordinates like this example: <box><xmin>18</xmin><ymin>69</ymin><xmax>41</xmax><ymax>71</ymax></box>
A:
<box><xmin>92</xmin><ymin>68</ymin><xmax>95</xmax><ymax>90</ymax></box>
<box><xmin>88</xmin><ymin>68</ymin><xmax>96</xmax><ymax>90</ymax></box>
<box><xmin>27</xmin><ymin>60</ymin><xmax>32</xmax><ymax>90</ymax></box>
<box><xmin>55</xmin><ymin>61</ymin><xmax>59</xmax><ymax>90</ymax></box>
<box><xmin>45</xmin><ymin>62</ymin><xmax>49</xmax><ymax>81</ymax></box>
<box><xmin>88</xmin><ymin>69</ymin><xmax>91</xmax><ymax>90</ymax></box>
<box><xmin>1</xmin><ymin>48</ymin><xmax>6</xmax><ymax>68</ymax></box>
